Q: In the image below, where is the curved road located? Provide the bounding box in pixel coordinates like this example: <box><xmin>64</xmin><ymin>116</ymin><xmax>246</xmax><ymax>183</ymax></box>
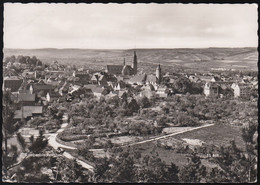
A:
<box><xmin>45</xmin><ymin>114</ymin><xmax>94</xmax><ymax>172</ymax></box>
<box><xmin>46</xmin><ymin>113</ymin><xmax>214</xmax><ymax>173</ymax></box>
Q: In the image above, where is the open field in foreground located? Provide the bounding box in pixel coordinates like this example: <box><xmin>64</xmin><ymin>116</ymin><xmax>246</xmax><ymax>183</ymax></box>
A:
<box><xmin>127</xmin><ymin>123</ymin><xmax>244</xmax><ymax>168</ymax></box>
<box><xmin>172</xmin><ymin>123</ymin><xmax>245</xmax><ymax>149</ymax></box>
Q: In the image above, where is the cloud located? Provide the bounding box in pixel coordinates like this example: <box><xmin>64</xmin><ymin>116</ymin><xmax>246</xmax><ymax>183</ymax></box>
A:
<box><xmin>4</xmin><ymin>3</ymin><xmax>258</xmax><ymax>49</ymax></box>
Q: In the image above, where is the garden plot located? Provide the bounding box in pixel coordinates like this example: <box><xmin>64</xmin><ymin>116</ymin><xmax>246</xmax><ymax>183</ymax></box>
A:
<box><xmin>162</xmin><ymin>126</ymin><xmax>195</xmax><ymax>134</ymax></box>
<box><xmin>110</xmin><ymin>136</ymin><xmax>143</xmax><ymax>145</ymax></box>
<box><xmin>182</xmin><ymin>138</ymin><xmax>205</xmax><ymax>146</ymax></box>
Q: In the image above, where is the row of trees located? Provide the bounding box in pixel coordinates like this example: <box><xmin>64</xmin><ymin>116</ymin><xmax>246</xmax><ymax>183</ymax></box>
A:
<box><xmin>4</xmin><ymin>55</ymin><xmax>43</xmax><ymax>66</ymax></box>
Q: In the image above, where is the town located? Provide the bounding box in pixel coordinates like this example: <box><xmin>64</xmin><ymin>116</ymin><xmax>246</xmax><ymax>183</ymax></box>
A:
<box><xmin>2</xmin><ymin>50</ymin><xmax>258</xmax><ymax>182</ymax></box>
<box><xmin>2</xmin><ymin>2</ymin><xmax>258</xmax><ymax>183</ymax></box>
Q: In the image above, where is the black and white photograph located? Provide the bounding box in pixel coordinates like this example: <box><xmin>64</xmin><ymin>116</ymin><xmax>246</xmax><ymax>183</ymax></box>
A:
<box><xmin>2</xmin><ymin>2</ymin><xmax>258</xmax><ymax>183</ymax></box>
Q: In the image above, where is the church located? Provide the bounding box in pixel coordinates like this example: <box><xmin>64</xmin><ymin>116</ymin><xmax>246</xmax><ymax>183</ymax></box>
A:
<box><xmin>105</xmin><ymin>51</ymin><xmax>138</xmax><ymax>76</ymax></box>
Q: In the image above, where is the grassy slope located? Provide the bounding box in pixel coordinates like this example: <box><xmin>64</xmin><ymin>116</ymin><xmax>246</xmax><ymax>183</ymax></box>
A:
<box><xmin>3</xmin><ymin>47</ymin><xmax>258</xmax><ymax>71</ymax></box>
<box><xmin>127</xmin><ymin>123</ymin><xmax>244</xmax><ymax>168</ymax></box>
<box><xmin>172</xmin><ymin>124</ymin><xmax>245</xmax><ymax>149</ymax></box>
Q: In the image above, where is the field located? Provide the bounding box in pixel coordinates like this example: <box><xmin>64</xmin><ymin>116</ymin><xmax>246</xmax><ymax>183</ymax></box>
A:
<box><xmin>125</xmin><ymin>123</ymin><xmax>244</xmax><ymax>168</ymax></box>
<box><xmin>171</xmin><ymin>123</ymin><xmax>245</xmax><ymax>149</ymax></box>
<box><xmin>3</xmin><ymin>47</ymin><xmax>258</xmax><ymax>72</ymax></box>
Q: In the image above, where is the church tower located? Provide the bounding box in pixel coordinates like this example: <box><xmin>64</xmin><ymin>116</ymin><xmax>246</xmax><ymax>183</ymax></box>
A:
<box><xmin>156</xmin><ymin>63</ymin><xmax>162</xmax><ymax>84</ymax></box>
<box><xmin>132</xmin><ymin>51</ymin><xmax>137</xmax><ymax>75</ymax></box>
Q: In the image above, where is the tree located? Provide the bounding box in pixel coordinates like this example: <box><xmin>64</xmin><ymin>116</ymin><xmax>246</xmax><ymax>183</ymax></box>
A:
<box><xmin>172</xmin><ymin>77</ymin><xmax>191</xmax><ymax>94</ymax></box>
<box><xmin>127</xmin><ymin>98</ymin><xmax>139</xmax><ymax>115</ymax></box>
<box><xmin>2</xmin><ymin>130</ymin><xmax>48</xmax><ymax>181</ymax></box>
<box><xmin>5</xmin><ymin>55</ymin><xmax>16</xmax><ymax>63</ymax></box>
<box><xmin>2</xmin><ymin>89</ymin><xmax>16</xmax><ymax>154</ymax></box>
<box><xmin>93</xmin><ymin>157</ymin><xmax>110</xmax><ymax>182</ymax></box>
<box><xmin>137</xmin><ymin>96</ymin><xmax>150</xmax><ymax>108</ymax></box>
<box><xmin>212</xmin><ymin>138</ymin><xmax>257</xmax><ymax>183</ymax></box>
<box><xmin>179</xmin><ymin>153</ymin><xmax>206</xmax><ymax>183</ymax></box>
<box><xmin>108</xmin><ymin>150</ymin><xmax>136</xmax><ymax>182</ymax></box>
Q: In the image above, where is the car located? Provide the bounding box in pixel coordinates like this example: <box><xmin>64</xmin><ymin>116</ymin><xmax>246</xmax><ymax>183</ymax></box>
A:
<box><xmin>57</xmin><ymin>147</ymin><xmax>64</xmax><ymax>154</ymax></box>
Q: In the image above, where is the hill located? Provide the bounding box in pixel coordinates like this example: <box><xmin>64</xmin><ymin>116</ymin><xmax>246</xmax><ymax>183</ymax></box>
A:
<box><xmin>3</xmin><ymin>47</ymin><xmax>258</xmax><ymax>72</ymax></box>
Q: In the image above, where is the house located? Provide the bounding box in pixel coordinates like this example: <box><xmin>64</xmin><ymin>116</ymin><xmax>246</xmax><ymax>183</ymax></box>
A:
<box><xmin>231</xmin><ymin>83</ymin><xmax>251</xmax><ymax>100</ymax></box>
<box><xmin>105</xmin><ymin>91</ymin><xmax>118</xmax><ymax>99</ymax></box>
<box><xmin>32</xmin><ymin>81</ymin><xmax>54</xmax><ymax>97</ymax></box>
<box><xmin>139</xmin><ymin>90</ymin><xmax>155</xmax><ymax>99</ymax></box>
<box><xmin>189</xmin><ymin>75</ymin><xmax>200</xmax><ymax>83</ymax></box>
<box><xmin>91</xmin><ymin>73</ymin><xmax>108</xmax><ymax>86</ymax></box>
<box><xmin>156</xmin><ymin>86</ymin><xmax>168</xmax><ymax>98</ymax></box>
<box><xmin>70</xmin><ymin>86</ymin><xmax>94</xmax><ymax>99</ymax></box>
<box><xmin>204</xmin><ymin>82</ymin><xmax>220</xmax><ymax>97</ymax></box>
<box><xmin>68</xmin><ymin>84</ymin><xmax>81</xmax><ymax>94</ymax></box>
<box><xmin>22</xmin><ymin>71</ymin><xmax>35</xmax><ymax>79</ymax></box>
<box><xmin>199</xmin><ymin>76</ymin><xmax>213</xmax><ymax>83</ymax></box>
<box><xmin>34</xmin><ymin>70</ymin><xmax>45</xmax><ymax>79</ymax></box>
<box><xmin>142</xmin><ymin>84</ymin><xmax>155</xmax><ymax>91</ymax></box>
<box><xmin>17</xmin><ymin>93</ymin><xmax>36</xmax><ymax>106</ymax></box>
<box><xmin>3</xmin><ymin>76</ymin><xmax>23</xmax><ymax>92</ymax></box>
<box><xmin>114</xmin><ymin>81</ymin><xmax>126</xmax><ymax>91</ymax></box>
<box><xmin>14</xmin><ymin>106</ymin><xmax>43</xmax><ymax>120</ymax></box>
<box><xmin>59</xmin><ymin>81</ymin><xmax>69</xmax><ymax>96</ymax></box>
<box><xmin>46</xmin><ymin>92</ymin><xmax>60</xmax><ymax>102</ymax></box>
<box><xmin>73</xmin><ymin>71</ymin><xmax>91</xmax><ymax>83</ymax></box>
<box><xmin>146</xmin><ymin>75</ymin><xmax>157</xmax><ymax>85</ymax></box>
<box><xmin>18</xmin><ymin>89</ymin><xmax>32</xmax><ymax>94</ymax></box>
<box><xmin>116</xmin><ymin>90</ymin><xmax>127</xmax><ymax>99</ymax></box>
<box><xmin>211</xmin><ymin>76</ymin><xmax>221</xmax><ymax>82</ymax></box>
<box><xmin>84</xmin><ymin>84</ymin><xmax>106</xmax><ymax>98</ymax></box>
<box><xmin>18</xmin><ymin>127</ymin><xmax>40</xmax><ymax>142</ymax></box>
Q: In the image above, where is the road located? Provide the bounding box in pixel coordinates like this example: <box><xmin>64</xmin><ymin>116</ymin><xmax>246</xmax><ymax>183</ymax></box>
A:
<box><xmin>47</xmin><ymin>114</ymin><xmax>214</xmax><ymax>172</ymax></box>
<box><xmin>124</xmin><ymin>123</ymin><xmax>214</xmax><ymax>147</ymax></box>
<box><xmin>45</xmin><ymin>114</ymin><xmax>94</xmax><ymax>172</ymax></box>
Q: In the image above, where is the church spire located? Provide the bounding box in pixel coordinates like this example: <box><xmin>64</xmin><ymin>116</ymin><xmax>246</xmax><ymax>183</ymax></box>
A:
<box><xmin>123</xmin><ymin>58</ymin><xmax>126</xmax><ymax>66</ymax></box>
<box><xmin>156</xmin><ymin>63</ymin><xmax>162</xmax><ymax>84</ymax></box>
<box><xmin>132</xmin><ymin>51</ymin><xmax>137</xmax><ymax>75</ymax></box>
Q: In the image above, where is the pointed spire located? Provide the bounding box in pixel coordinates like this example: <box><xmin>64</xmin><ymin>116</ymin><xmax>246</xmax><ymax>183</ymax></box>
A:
<box><xmin>123</xmin><ymin>58</ymin><xmax>126</xmax><ymax>66</ymax></box>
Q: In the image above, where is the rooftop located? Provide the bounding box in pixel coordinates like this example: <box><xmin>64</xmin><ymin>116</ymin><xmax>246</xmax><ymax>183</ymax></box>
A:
<box><xmin>18</xmin><ymin>93</ymin><xmax>36</xmax><ymax>102</ymax></box>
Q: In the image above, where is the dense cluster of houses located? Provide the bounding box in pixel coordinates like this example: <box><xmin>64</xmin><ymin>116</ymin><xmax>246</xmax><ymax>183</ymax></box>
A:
<box><xmin>3</xmin><ymin>52</ymin><xmax>258</xmax><ymax>122</ymax></box>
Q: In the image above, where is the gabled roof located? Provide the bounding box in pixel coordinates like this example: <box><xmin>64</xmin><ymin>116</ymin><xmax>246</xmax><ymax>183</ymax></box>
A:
<box><xmin>118</xmin><ymin>90</ymin><xmax>127</xmax><ymax>97</ymax></box>
<box><xmin>23</xmin><ymin>106</ymin><xmax>43</xmax><ymax>113</ymax></box>
<box><xmin>14</xmin><ymin>106</ymin><xmax>43</xmax><ymax>119</ymax></box>
<box><xmin>106</xmin><ymin>65</ymin><xmax>124</xmax><ymax>74</ymax></box>
<box><xmin>18</xmin><ymin>93</ymin><xmax>36</xmax><ymax>102</ymax></box>
<box><xmin>129</xmin><ymin>74</ymin><xmax>147</xmax><ymax>83</ymax></box>
<box><xmin>48</xmin><ymin>91</ymin><xmax>60</xmax><ymax>98</ymax></box>
<box><xmin>33</xmin><ymin>84</ymin><xmax>54</xmax><ymax>90</ymax></box>
<box><xmin>4</xmin><ymin>76</ymin><xmax>23</xmax><ymax>81</ymax></box>
<box><xmin>199</xmin><ymin>76</ymin><xmax>213</xmax><ymax>82</ymax></box>
<box><xmin>146</xmin><ymin>75</ymin><xmax>157</xmax><ymax>83</ymax></box>
<box><xmin>84</xmin><ymin>84</ymin><xmax>104</xmax><ymax>94</ymax></box>
<box><xmin>18</xmin><ymin>89</ymin><xmax>31</xmax><ymax>94</ymax></box>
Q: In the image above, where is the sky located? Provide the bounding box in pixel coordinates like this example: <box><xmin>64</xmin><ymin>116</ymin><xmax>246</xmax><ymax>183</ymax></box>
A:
<box><xmin>4</xmin><ymin>3</ymin><xmax>258</xmax><ymax>49</ymax></box>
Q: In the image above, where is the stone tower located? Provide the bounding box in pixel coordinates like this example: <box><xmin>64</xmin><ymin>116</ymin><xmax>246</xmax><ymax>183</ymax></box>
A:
<box><xmin>156</xmin><ymin>63</ymin><xmax>162</xmax><ymax>84</ymax></box>
<box><xmin>132</xmin><ymin>51</ymin><xmax>137</xmax><ymax>75</ymax></box>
